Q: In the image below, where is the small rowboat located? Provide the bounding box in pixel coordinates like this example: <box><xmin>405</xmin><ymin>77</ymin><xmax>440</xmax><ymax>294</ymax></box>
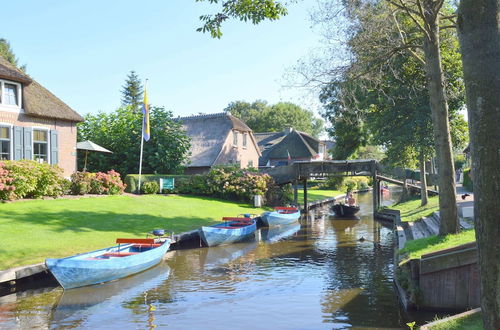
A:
<box><xmin>199</xmin><ymin>217</ymin><xmax>257</xmax><ymax>247</ymax></box>
<box><xmin>46</xmin><ymin>238</ymin><xmax>171</xmax><ymax>290</ymax></box>
<box><xmin>261</xmin><ymin>206</ymin><xmax>301</xmax><ymax>226</ymax></box>
<box><xmin>331</xmin><ymin>204</ymin><xmax>360</xmax><ymax>218</ymax></box>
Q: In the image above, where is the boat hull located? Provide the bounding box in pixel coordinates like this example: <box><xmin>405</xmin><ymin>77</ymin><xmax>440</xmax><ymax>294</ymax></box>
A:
<box><xmin>199</xmin><ymin>220</ymin><xmax>257</xmax><ymax>247</ymax></box>
<box><xmin>261</xmin><ymin>210</ymin><xmax>301</xmax><ymax>226</ymax></box>
<box><xmin>46</xmin><ymin>240</ymin><xmax>171</xmax><ymax>290</ymax></box>
<box><xmin>331</xmin><ymin>204</ymin><xmax>360</xmax><ymax>218</ymax></box>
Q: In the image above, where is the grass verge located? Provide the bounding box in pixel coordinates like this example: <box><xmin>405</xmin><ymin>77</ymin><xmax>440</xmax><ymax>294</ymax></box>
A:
<box><xmin>426</xmin><ymin>311</ymin><xmax>482</xmax><ymax>330</ymax></box>
<box><xmin>0</xmin><ymin>194</ymin><xmax>266</xmax><ymax>270</ymax></box>
<box><xmin>389</xmin><ymin>196</ymin><xmax>439</xmax><ymax>222</ymax></box>
<box><xmin>400</xmin><ymin>229</ymin><xmax>476</xmax><ymax>260</ymax></box>
<box><xmin>297</xmin><ymin>189</ymin><xmax>344</xmax><ymax>204</ymax></box>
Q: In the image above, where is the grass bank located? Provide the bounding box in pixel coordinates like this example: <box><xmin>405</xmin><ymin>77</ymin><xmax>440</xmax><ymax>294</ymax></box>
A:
<box><xmin>400</xmin><ymin>229</ymin><xmax>476</xmax><ymax>260</ymax></box>
<box><xmin>297</xmin><ymin>189</ymin><xmax>344</xmax><ymax>204</ymax></box>
<box><xmin>389</xmin><ymin>196</ymin><xmax>439</xmax><ymax>222</ymax></box>
<box><xmin>0</xmin><ymin>195</ymin><xmax>266</xmax><ymax>270</ymax></box>
<box><xmin>425</xmin><ymin>311</ymin><xmax>482</xmax><ymax>330</ymax></box>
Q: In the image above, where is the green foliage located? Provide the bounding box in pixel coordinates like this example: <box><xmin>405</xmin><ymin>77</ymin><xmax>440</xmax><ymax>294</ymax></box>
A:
<box><xmin>71</xmin><ymin>170</ymin><xmax>126</xmax><ymax>195</ymax></box>
<box><xmin>121</xmin><ymin>71</ymin><xmax>143</xmax><ymax>111</ymax></box>
<box><xmin>454</xmin><ymin>154</ymin><xmax>466</xmax><ymax>170</ymax></box>
<box><xmin>0</xmin><ymin>161</ymin><xmax>66</xmax><ymax>200</ymax></box>
<box><xmin>390</xmin><ymin>196</ymin><xmax>439</xmax><ymax>223</ymax></box>
<box><xmin>124</xmin><ymin>174</ymin><xmax>191</xmax><ymax>193</ymax></box>
<box><xmin>427</xmin><ymin>312</ymin><xmax>482</xmax><ymax>330</ymax></box>
<box><xmin>141</xmin><ymin>181</ymin><xmax>159</xmax><ymax>194</ymax></box>
<box><xmin>463</xmin><ymin>168</ymin><xmax>473</xmax><ymax>192</ymax></box>
<box><xmin>319</xmin><ymin>176</ymin><xmax>370</xmax><ymax>192</ymax></box>
<box><xmin>77</xmin><ymin>106</ymin><xmax>191</xmax><ymax>176</ymax></box>
<box><xmin>0</xmin><ymin>38</ymin><xmax>26</xmax><ymax>71</ymax></box>
<box><xmin>225</xmin><ymin>100</ymin><xmax>324</xmax><ymax>137</ymax></box>
<box><xmin>196</xmin><ymin>0</ymin><xmax>287</xmax><ymax>38</ymax></box>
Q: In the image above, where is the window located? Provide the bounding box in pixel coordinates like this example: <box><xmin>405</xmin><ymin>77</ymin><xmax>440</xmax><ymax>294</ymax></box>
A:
<box><xmin>243</xmin><ymin>133</ymin><xmax>247</xmax><ymax>148</ymax></box>
<box><xmin>233</xmin><ymin>131</ymin><xmax>238</xmax><ymax>146</ymax></box>
<box><xmin>33</xmin><ymin>129</ymin><xmax>48</xmax><ymax>162</ymax></box>
<box><xmin>0</xmin><ymin>80</ymin><xmax>21</xmax><ymax>108</ymax></box>
<box><xmin>4</xmin><ymin>84</ymin><xmax>18</xmax><ymax>105</ymax></box>
<box><xmin>248</xmin><ymin>160</ymin><xmax>253</xmax><ymax>168</ymax></box>
<box><xmin>0</xmin><ymin>126</ymin><xmax>10</xmax><ymax>160</ymax></box>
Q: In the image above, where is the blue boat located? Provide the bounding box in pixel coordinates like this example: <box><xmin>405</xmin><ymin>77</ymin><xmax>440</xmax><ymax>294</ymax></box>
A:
<box><xmin>261</xmin><ymin>207</ymin><xmax>301</xmax><ymax>226</ymax></box>
<box><xmin>261</xmin><ymin>223</ymin><xmax>301</xmax><ymax>243</ymax></box>
<box><xmin>46</xmin><ymin>238</ymin><xmax>171</xmax><ymax>290</ymax></box>
<box><xmin>199</xmin><ymin>217</ymin><xmax>257</xmax><ymax>247</ymax></box>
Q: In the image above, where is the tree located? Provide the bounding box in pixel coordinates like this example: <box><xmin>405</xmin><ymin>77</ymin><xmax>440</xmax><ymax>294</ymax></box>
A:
<box><xmin>77</xmin><ymin>106</ymin><xmax>191</xmax><ymax>176</ymax></box>
<box><xmin>225</xmin><ymin>100</ymin><xmax>324</xmax><ymax>137</ymax></box>
<box><xmin>121</xmin><ymin>71</ymin><xmax>144</xmax><ymax>111</ymax></box>
<box><xmin>0</xmin><ymin>38</ymin><xmax>26</xmax><ymax>71</ymax></box>
<box><xmin>458</xmin><ymin>1</ymin><xmax>500</xmax><ymax>328</ymax></box>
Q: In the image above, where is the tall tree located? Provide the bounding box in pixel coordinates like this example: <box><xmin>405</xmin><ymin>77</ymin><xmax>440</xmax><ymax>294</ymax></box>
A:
<box><xmin>458</xmin><ymin>1</ymin><xmax>500</xmax><ymax>328</ymax></box>
<box><xmin>0</xmin><ymin>38</ymin><xmax>26</xmax><ymax>71</ymax></box>
<box><xmin>121</xmin><ymin>71</ymin><xmax>144</xmax><ymax>111</ymax></box>
<box><xmin>225</xmin><ymin>100</ymin><xmax>324</xmax><ymax>137</ymax></box>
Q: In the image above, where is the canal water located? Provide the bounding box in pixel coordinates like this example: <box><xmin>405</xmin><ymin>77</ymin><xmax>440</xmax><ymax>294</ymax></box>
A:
<box><xmin>0</xmin><ymin>189</ymin><xmax>432</xmax><ymax>329</ymax></box>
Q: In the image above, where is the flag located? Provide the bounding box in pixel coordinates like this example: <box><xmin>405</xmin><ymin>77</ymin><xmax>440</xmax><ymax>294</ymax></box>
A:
<box><xmin>287</xmin><ymin>149</ymin><xmax>291</xmax><ymax>161</ymax></box>
<box><xmin>142</xmin><ymin>86</ymin><xmax>150</xmax><ymax>141</ymax></box>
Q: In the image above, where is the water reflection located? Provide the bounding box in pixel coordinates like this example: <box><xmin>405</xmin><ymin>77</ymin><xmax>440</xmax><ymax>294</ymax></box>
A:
<box><xmin>1</xmin><ymin>188</ymin><xmax>425</xmax><ymax>329</ymax></box>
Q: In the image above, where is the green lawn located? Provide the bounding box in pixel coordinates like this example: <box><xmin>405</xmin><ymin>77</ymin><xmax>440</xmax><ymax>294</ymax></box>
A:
<box><xmin>400</xmin><ymin>229</ymin><xmax>476</xmax><ymax>260</ymax></box>
<box><xmin>297</xmin><ymin>189</ymin><xmax>344</xmax><ymax>204</ymax></box>
<box><xmin>426</xmin><ymin>311</ymin><xmax>482</xmax><ymax>330</ymax></box>
<box><xmin>0</xmin><ymin>195</ymin><xmax>266</xmax><ymax>270</ymax></box>
<box><xmin>389</xmin><ymin>196</ymin><xmax>439</xmax><ymax>222</ymax></box>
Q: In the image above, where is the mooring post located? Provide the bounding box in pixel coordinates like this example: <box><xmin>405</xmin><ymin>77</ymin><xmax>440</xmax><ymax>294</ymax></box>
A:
<box><xmin>293</xmin><ymin>180</ymin><xmax>298</xmax><ymax>206</ymax></box>
<box><xmin>372</xmin><ymin>165</ymin><xmax>378</xmax><ymax>214</ymax></box>
<box><xmin>303</xmin><ymin>179</ymin><xmax>308</xmax><ymax>214</ymax></box>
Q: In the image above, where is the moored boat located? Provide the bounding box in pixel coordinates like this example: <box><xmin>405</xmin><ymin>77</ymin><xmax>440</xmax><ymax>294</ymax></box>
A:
<box><xmin>261</xmin><ymin>207</ymin><xmax>301</xmax><ymax>226</ymax></box>
<box><xmin>199</xmin><ymin>217</ymin><xmax>257</xmax><ymax>247</ymax></box>
<box><xmin>46</xmin><ymin>237</ymin><xmax>171</xmax><ymax>290</ymax></box>
<box><xmin>331</xmin><ymin>204</ymin><xmax>360</xmax><ymax>218</ymax></box>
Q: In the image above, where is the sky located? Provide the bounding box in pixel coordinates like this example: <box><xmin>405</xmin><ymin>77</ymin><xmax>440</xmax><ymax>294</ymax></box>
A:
<box><xmin>3</xmin><ymin>0</ymin><xmax>324</xmax><ymax>118</ymax></box>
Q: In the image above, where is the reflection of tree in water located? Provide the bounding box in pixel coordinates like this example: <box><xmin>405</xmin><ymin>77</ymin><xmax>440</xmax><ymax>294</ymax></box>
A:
<box><xmin>319</xmin><ymin>196</ymin><xmax>402</xmax><ymax>328</ymax></box>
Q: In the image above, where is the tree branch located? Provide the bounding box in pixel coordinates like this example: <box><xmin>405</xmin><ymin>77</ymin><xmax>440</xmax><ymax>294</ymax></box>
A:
<box><xmin>391</xmin><ymin>11</ymin><xmax>426</xmax><ymax>65</ymax></box>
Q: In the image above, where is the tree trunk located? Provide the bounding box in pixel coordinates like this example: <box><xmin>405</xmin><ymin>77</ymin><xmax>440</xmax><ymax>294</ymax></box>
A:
<box><xmin>419</xmin><ymin>153</ymin><xmax>428</xmax><ymax>206</ymax></box>
<box><xmin>422</xmin><ymin>0</ymin><xmax>460</xmax><ymax>235</ymax></box>
<box><xmin>458</xmin><ymin>1</ymin><xmax>500</xmax><ymax>328</ymax></box>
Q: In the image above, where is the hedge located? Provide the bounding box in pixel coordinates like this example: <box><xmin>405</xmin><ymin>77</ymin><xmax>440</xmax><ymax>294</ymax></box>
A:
<box><xmin>124</xmin><ymin>174</ymin><xmax>191</xmax><ymax>193</ymax></box>
<box><xmin>463</xmin><ymin>168</ymin><xmax>473</xmax><ymax>192</ymax></box>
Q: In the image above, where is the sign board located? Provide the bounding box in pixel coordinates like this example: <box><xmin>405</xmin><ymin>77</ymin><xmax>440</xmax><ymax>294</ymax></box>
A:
<box><xmin>159</xmin><ymin>178</ymin><xmax>175</xmax><ymax>192</ymax></box>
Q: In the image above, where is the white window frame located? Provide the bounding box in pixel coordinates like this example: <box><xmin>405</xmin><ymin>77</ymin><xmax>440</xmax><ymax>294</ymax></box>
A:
<box><xmin>0</xmin><ymin>79</ymin><xmax>22</xmax><ymax>111</ymax></box>
<box><xmin>242</xmin><ymin>132</ymin><xmax>248</xmax><ymax>149</ymax></box>
<box><xmin>32</xmin><ymin>126</ymin><xmax>50</xmax><ymax>164</ymax></box>
<box><xmin>0</xmin><ymin>123</ymin><xmax>13</xmax><ymax>160</ymax></box>
<box><xmin>232</xmin><ymin>130</ymin><xmax>238</xmax><ymax>147</ymax></box>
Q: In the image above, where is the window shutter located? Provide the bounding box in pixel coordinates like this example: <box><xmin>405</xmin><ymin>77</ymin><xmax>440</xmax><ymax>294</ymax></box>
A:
<box><xmin>50</xmin><ymin>130</ymin><xmax>58</xmax><ymax>164</ymax></box>
<box><xmin>23</xmin><ymin>127</ymin><xmax>32</xmax><ymax>160</ymax></box>
<box><xmin>13</xmin><ymin>126</ymin><xmax>23</xmax><ymax>160</ymax></box>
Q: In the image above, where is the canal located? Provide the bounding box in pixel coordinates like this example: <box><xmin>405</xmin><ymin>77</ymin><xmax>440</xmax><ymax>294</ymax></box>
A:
<box><xmin>0</xmin><ymin>189</ymin><xmax>433</xmax><ymax>329</ymax></box>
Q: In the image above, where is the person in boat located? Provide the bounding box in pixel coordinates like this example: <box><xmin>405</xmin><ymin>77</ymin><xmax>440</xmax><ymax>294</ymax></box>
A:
<box><xmin>345</xmin><ymin>191</ymin><xmax>356</xmax><ymax>206</ymax></box>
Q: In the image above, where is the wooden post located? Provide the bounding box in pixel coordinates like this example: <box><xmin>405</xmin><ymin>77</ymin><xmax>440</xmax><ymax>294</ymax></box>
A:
<box><xmin>293</xmin><ymin>181</ymin><xmax>298</xmax><ymax>206</ymax></box>
<box><xmin>372</xmin><ymin>167</ymin><xmax>378</xmax><ymax>214</ymax></box>
<box><xmin>303</xmin><ymin>179</ymin><xmax>308</xmax><ymax>214</ymax></box>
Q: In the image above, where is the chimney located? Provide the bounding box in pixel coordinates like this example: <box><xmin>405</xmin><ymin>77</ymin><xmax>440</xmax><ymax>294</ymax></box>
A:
<box><xmin>283</xmin><ymin>127</ymin><xmax>293</xmax><ymax>135</ymax></box>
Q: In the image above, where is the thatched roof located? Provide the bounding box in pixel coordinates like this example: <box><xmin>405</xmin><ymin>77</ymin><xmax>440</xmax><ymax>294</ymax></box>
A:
<box><xmin>178</xmin><ymin>112</ymin><xmax>259</xmax><ymax>167</ymax></box>
<box><xmin>0</xmin><ymin>56</ymin><xmax>83</xmax><ymax>122</ymax></box>
<box><xmin>254</xmin><ymin>129</ymin><xmax>321</xmax><ymax>166</ymax></box>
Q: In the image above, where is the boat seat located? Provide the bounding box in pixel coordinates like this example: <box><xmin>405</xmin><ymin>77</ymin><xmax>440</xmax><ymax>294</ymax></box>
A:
<box><xmin>222</xmin><ymin>217</ymin><xmax>251</xmax><ymax>222</ymax></box>
<box><xmin>132</xmin><ymin>243</ymin><xmax>162</xmax><ymax>248</ymax></box>
<box><xmin>116</xmin><ymin>238</ymin><xmax>155</xmax><ymax>245</ymax></box>
<box><xmin>102</xmin><ymin>252</ymin><xmax>139</xmax><ymax>257</ymax></box>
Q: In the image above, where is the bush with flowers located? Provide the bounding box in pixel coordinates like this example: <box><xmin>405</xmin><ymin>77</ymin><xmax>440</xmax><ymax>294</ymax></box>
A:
<box><xmin>0</xmin><ymin>160</ymin><xmax>66</xmax><ymax>200</ymax></box>
<box><xmin>71</xmin><ymin>170</ymin><xmax>126</xmax><ymax>195</ymax></box>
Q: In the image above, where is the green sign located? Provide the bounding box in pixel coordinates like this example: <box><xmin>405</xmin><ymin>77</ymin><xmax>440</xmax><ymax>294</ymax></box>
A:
<box><xmin>159</xmin><ymin>178</ymin><xmax>175</xmax><ymax>191</ymax></box>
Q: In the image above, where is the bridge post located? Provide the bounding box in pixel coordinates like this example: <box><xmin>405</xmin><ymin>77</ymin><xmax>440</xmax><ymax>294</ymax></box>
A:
<box><xmin>303</xmin><ymin>179</ymin><xmax>308</xmax><ymax>213</ymax></box>
<box><xmin>372</xmin><ymin>163</ymin><xmax>379</xmax><ymax>214</ymax></box>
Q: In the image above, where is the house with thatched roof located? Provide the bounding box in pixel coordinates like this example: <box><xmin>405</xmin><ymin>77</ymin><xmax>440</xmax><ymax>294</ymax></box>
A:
<box><xmin>0</xmin><ymin>56</ymin><xmax>83</xmax><ymax>176</ymax></box>
<box><xmin>178</xmin><ymin>113</ymin><xmax>261</xmax><ymax>174</ymax></box>
<box><xmin>254</xmin><ymin>128</ymin><xmax>327</xmax><ymax>167</ymax></box>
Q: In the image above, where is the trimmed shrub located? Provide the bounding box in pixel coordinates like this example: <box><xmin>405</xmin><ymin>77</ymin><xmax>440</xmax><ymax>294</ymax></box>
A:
<box><xmin>463</xmin><ymin>168</ymin><xmax>473</xmax><ymax>192</ymax></box>
<box><xmin>142</xmin><ymin>181</ymin><xmax>159</xmax><ymax>194</ymax></box>
<box><xmin>0</xmin><ymin>162</ymin><xmax>16</xmax><ymax>200</ymax></box>
<box><xmin>124</xmin><ymin>174</ymin><xmax>191</xmax><ymax>193</ymax></box>
<box><xmin>71</xmin><ymin>170</ymin><xmax>126</xmax><ymax>195</ymax></box>
<box><xmin>71</xmin><ymin>171</ymin><xmax>93</xmax><ymax>195</ymax></box>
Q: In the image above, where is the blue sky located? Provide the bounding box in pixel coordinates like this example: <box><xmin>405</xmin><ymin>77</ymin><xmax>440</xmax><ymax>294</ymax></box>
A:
<box><xmin>4</xmin><ymin>0</ymin><xmax>323</xmax><ymax>117</ymax></box>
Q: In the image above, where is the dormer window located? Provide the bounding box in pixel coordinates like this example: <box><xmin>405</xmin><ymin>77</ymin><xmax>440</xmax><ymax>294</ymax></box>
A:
<box><xmin>0</xmin><ymin>79</ymin><xmax>21</xmax><ymax>108</ymax></box>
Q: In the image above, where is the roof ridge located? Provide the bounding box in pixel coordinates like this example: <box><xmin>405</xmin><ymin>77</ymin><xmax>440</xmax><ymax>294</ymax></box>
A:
<box><xmin>177</xmin><ymin>112</ymin><xmax>228</xmax><ymax>120</ymax></box>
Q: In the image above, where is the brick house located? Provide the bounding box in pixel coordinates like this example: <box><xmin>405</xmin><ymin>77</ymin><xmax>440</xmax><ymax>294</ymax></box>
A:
<box><xmin>178</xmin><ymin>113</ymin><xmax>261</xmax><ymax>174</ymax></box>
<box><xmin>0</xmin><ymin>56</ymin><xmax>83</xmax><ymax>176</ymax></box>
<box><xmin>254</xmin><ymin>128</ymin><xmax>327</xmax><ymax>167</ymax></box>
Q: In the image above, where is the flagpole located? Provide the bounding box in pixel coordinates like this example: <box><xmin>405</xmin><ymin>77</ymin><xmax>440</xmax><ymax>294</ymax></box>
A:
<box><xmin>137</xmin><ymin>79</ymin><xmax>148</xmax><ymax>194</ymax></box>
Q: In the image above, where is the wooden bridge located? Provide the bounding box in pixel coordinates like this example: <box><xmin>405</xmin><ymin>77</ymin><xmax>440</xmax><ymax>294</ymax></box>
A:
<box><xmin>262</xmin><ymin>160</ymin><xmax>438</xmax><ymax>213</ymax></box>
